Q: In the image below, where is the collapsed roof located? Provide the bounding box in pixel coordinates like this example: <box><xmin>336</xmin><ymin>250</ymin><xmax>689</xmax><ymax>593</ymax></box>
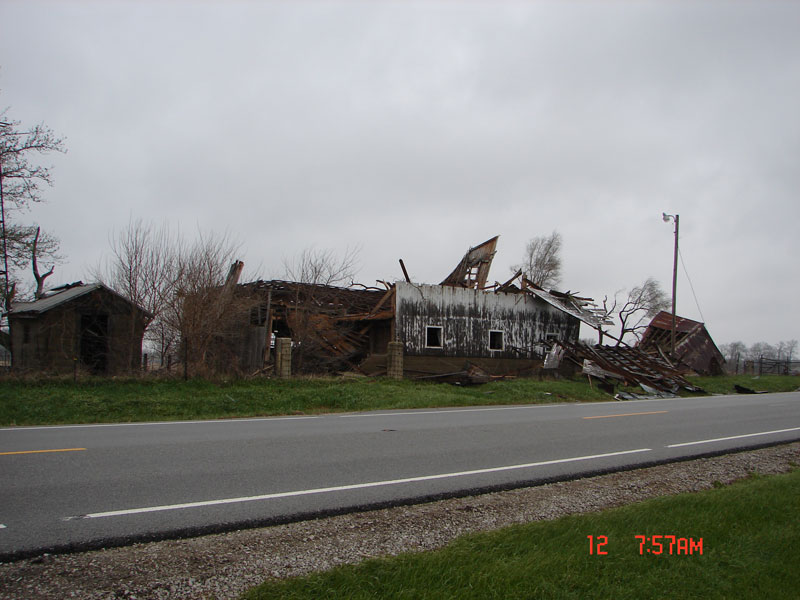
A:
<box><xmin>556</xmin><ymin>340</ymin><xmax>704</xmax><ymax>395</ymax></box>
<box><xmin>638</xmin><ymin>311</ymin><xmax>726</xmax><ymax>375</ymax></box>
<box><xmin>438</xmin><ymin>235</ymin><xmax>610</xmax><ymax>329</ymax></box>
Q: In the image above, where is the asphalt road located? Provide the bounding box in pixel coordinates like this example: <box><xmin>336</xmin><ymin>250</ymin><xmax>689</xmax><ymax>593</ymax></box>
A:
<box><xmin>1</xmin><ymin>391</ymin><xmax>799</xmax><ymax>560</ymax></box>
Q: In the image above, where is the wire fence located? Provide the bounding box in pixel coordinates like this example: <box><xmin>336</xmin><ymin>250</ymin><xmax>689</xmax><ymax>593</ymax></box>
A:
<box><xmin>728</xmin><ymin>355</ymin><xmax>800</xmax><ymax>376</ymax></box>
<box><xmin>756</xmin><ymin>357</ymin><xmax>800</xmax><ymax>376</ymax></box>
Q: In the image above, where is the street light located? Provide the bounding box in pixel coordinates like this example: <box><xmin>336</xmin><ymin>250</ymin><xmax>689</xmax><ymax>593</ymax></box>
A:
<box><xmin>662</xmin><ymin>212</ymin><xmax>679</xmax><ymax>356</ymax></box>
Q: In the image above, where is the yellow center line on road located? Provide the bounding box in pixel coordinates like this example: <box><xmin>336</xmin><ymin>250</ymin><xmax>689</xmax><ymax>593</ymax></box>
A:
<box><xmin>583</xmin><ymin>411</ymin><xmax>668</xmax><ymax>420</ymax></box>
<box><xmin>0</xmin><ymin>448</ymin><xmax>87</xmax><ymax>456</ymax></box>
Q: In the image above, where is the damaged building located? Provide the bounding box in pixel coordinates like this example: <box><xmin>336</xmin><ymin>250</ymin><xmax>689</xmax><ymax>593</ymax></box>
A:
<box><xmin>228</xmin><ymin>236</ymin><xmax>610</xmax><ymax>378</ymax></box>
<box><xmin>7</xmin><ymin>282</ymin><xmax>151</xmax><ymax>375</ymax></box>
<box><xmin>638</xmin><ymin>311</ymin><xmax>726</xmax><ymax>376</ymax></box>
<box><xmin>538</xmin><ymin>311</ymin><xmax>725</xmax><ymax>397</ymax></box>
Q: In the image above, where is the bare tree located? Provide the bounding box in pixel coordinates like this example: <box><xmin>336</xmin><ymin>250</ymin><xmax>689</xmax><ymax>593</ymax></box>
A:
<box><xmin>93</xmin><ymin>219</ymin><xmax>181</xmax><ymax>366</ymax></box>
<box><xmin>4</xmin><ymin>224</ymin><xmax>60</xmax><ymax>271</ymax></box>
<box><xmin>282</xmin><ymin>245</ymin><xmax>360</xmax><ymax>286</ymax></box>
<box><xmin>31</xmin><ymin>226</ymin><xmax>56</xmax><ymax>298</ymax></box>
<box><xmin>165</xmin><ymin>230</ymin><xmax>254</xmax><ymax>376</ymax></box>
<box><xmin>0</xmin><ymin>224</ymin><xmax>61</xmax><ymax>302</ymax></box>
<box><xmin>775</xmin><ymin>339</ymin><xmax>798</xmax><ymax>362</ymax></box>
<box><xmin>95</xmin><ymin>218</ymin><xmax>257</xmax><ymax>375</ymax></box>
<box><xmin>600</xmin><ymin>277</ymin><xmax>670</xmax><ymax>345</ymax></box>
<box><xmin>747</xmin><ymin>342</ymin><xmax>777</xmax><ymax>361</ymax></box>
<box><xmin>784</xmin><ymin>340</ymin><xmax>798</xmax><ymax>362</ymax></box>
<box><xmin>512</xmin><ymin>231</ymin><xmax>562</xmax><ymax>289</ymax></box>
<box><xmin>0</xmin><ymin>110</ymin><xmax>65</xmax><ymax>313</ymax></box>
<box><xmin>719</xmin><ymin>340</ymin><xmax>747</xmax><ymax>372</ymax></box>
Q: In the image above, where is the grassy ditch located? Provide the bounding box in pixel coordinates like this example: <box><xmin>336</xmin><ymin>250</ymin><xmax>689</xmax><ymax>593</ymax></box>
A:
<box><xmin>242</xmin><ymin>467</ymin><xmax>800</xmax><ymax>600</ymax></box>
<box><xmin>691</xmin><ymin>374</ymin><xmax>799</xmax><ymax>395</ymax></box>
<box><xmin>0</xmin><ymin>374</ymin><xmax>796</xmax><ymax>427</ymax></box>
<box><xmin>0</xmin><ymin>377</ymin><xmax>611</xmax><ymax>427</ymax></box>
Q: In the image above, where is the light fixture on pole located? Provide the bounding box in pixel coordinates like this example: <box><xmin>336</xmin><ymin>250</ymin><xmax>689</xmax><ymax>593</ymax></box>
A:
<box><xmin>662</xmin><ymin>212</ymin><xmax>679</xmax><ymax>355</ymax></box>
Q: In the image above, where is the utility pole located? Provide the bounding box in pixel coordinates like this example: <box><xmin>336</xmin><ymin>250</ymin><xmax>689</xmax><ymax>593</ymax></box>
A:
<box><xmin>662</xmin><ymin>213</ymin><xmax>679</xmax><ymax>355</ymax></box>
<box><xmin>0</xmin><ymin>122</ymin><xmax>10</xmax><ymax>318</ymax></box>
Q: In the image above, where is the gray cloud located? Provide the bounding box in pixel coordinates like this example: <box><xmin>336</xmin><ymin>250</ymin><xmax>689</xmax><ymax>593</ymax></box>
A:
<box><xmin>2</xmin><ymin>0</ymin><xmax>798</xmax><ymax>346</ymax></box>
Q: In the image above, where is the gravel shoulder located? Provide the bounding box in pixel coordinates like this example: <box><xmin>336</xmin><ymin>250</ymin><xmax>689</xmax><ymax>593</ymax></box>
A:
<box><xmin>2</xmin><ymin>442</ymin><xmax>799</xmax><ymax>600</ymax></box>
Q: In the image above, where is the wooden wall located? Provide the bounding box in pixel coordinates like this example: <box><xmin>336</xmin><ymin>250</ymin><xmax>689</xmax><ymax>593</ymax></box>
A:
<box><xmin>394</xmin><ymin>283</ymin><xmax>579</xmax><ymax>359</ymax></box>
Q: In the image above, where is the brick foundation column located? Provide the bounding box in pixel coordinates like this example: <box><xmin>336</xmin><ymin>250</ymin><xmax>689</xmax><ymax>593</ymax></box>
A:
<box><xmin>275</xmin><ymin>337</ymin><xmax>292</xmax><ymax>379</ymax></box>
<box><xmin>387</xmin><ymin>341</ymin><xmax>404</xmax><ymax>380</ymax></box>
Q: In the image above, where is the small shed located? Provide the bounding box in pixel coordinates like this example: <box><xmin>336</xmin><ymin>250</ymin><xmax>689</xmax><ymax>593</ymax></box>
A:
<box><xmin>8</xmin><ymin>282</ymin><xmax>151</xmax><ymax>375</ymax></box>
<box><xmin>638</xmin><ymin>311</ymin><xmax>725</xmax><ymax>376</ymax></box>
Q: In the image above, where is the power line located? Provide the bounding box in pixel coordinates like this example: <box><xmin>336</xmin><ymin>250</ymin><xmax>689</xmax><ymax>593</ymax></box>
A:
<box><xmin>678</xmin><ymin>247</ymin><xmax>705</xmax><ymax>323</ymax></box>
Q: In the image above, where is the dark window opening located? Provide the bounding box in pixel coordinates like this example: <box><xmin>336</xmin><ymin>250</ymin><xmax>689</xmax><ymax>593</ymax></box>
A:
<box><xmin>489</xmin><ymin>330</ymin><xmax>504</xmax><ymax>351</ymax></box>
<box><xmin>426</xmin><ymin>326</ymin><xmax>443</xmax><ymax>348</ymax></box>
<box><xmin>80</xmin><ymin>314</ymin><xmax>109</xmax><ymax>374</ymax></box>
<box><xmin>23</xmin><ymin>323</ymin><xmax>31</xmax><ymax>344</ymax></box>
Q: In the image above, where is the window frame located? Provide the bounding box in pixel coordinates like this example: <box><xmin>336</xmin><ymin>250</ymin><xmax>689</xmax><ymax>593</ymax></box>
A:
<box><xmin>488</xmin><ymin>329</ymin><xmax>504</xmax><ymax>351</ymax></box>
<box><xmin>425</xmin><ymin>325</ymin><xmax>444</xmax><ymax>349</ymax></box>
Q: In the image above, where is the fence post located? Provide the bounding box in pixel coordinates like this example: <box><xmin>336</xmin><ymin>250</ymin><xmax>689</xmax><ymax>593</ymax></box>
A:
<box><xmin>275</xmin><ymin>337</ymin><xmax>292</xmax><ymax>379</ymax></box>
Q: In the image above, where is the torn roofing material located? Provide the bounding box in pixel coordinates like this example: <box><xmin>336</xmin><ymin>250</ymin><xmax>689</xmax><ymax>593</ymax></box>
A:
<box><xmin>240</xmin><ymin>280</ymin><xmax>390</xmax><ymax>317</ymax></box>
<box><xmin>558</xmin><ymin>340</ymin><xmax>703</xmax><ymax>394</ymax></box>
<box><xmin>440</xmin><ymin>236</ymin><xmax>498</xmax><ymax>289</ymax></box>
<box><xmin>521</xmin><ymin>280</ymin><xmax>614</xmax><ymax>331</ymax></box>
<box><xmin>436</xmin><ymin>236</ymin><xmax>610</xmax><ymax>331</ymax></box>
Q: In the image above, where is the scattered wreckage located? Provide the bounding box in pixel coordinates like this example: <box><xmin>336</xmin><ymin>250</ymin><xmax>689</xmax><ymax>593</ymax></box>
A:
<box><xmin>218</xmin><ymin>235</ymin><xmax>720</xmax><ymax>398</ymax></box>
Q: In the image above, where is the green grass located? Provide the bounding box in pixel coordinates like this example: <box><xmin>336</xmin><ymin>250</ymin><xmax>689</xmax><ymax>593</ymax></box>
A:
<box><xmin>0</xmin><ymin>374</ymin><xmax>796</xmax><ymax>427</ymax></box>
<box><xmin>692</xmin><ymin>374</ymin><xmax>799</xmax><ymax>395</ymax></box>
<box><xmin>0</xmin><ymin>377</ymin><xmax>612</xmax><ymax>426</ymax></box>
<box><xmin>241</xmin><ymin>468</ymin><xmax>800</xmax><ymax>600</ymax></box>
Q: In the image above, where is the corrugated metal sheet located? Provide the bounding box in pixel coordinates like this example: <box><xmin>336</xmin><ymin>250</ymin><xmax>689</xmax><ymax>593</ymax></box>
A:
<box><xmin>558</xmin><ymin>341</ymin><xmax>703</xmax><ymax>393</ymax></box>
<box><xmin>9</xmin><ymin>283</ymin><xmax>150</xmax><ymax>318</ymax></box>
<box><xmin>9</xmin><ymin>284</ymin><xmax>103</xmax><ymax>315</ymax></box>
<box><xmin>524</xmin><ymin>285</ymin><xmax>614</xmax><ymax>331</ymax></box>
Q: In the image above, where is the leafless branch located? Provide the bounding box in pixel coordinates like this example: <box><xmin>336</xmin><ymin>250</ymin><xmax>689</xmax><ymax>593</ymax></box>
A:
<box><xmin>512</xmin><ymin>231</ymin><xmax>562</xmax><ymax>289</ymax></box>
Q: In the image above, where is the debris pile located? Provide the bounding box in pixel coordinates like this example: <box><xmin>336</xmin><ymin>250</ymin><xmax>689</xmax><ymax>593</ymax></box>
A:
<box><xmin>555</xmin><ymin>341</ymin><xmax>704</xmax><ymax>397</ymax></box>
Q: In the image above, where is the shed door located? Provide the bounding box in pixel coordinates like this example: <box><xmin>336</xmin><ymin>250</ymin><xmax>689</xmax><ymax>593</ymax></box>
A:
<box><xmin>80</xmin><ymin>314</ymin><xmax>109</xmax><ymax>374</ymax></box>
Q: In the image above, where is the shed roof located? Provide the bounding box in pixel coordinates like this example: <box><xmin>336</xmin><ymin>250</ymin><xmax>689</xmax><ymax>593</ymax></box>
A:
<box><xmin>8</xmin><ymin>283</ymin><xmax>151</xmax><ymax>318</ymax></box>
<box><xmin>645</xmin><ymin>311</ymin><xmax>704</xmax><ymax>334</ymax></box>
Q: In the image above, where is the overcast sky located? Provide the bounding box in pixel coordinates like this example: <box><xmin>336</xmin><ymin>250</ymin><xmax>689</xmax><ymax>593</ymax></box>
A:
<box><xmin>1</xmin><ymin>0</ymin><xmax>798</xmax><ymax>348</ymax></box>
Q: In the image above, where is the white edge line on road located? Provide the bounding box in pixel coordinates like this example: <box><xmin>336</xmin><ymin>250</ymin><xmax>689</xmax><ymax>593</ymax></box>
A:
<box><xmin>68</xmin><ymin>448</ymin><xmax>652</xmax><ymax>520</ymax></box>
<box><xmin>339</xmin><ymin>405</ymin><xmax>551</xmax><ymax>418</ymax></box>
<box><xmin>0</xmin><ymin>416</ymin><xmax>320</xmax><ymax>432</ymax></box>
<box><xmin>336</xmin><ymin>397</ymin><xmax>714</xmax><ymax>419</ymax></box>
<box><xmin>667</xmin><ymin>426</ymin><xmax>800</xmax><ymax>448</ymax></box>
